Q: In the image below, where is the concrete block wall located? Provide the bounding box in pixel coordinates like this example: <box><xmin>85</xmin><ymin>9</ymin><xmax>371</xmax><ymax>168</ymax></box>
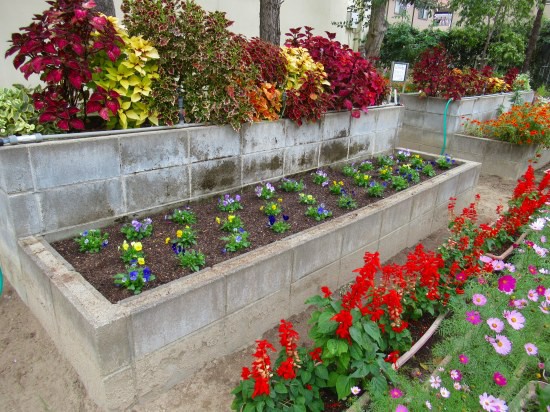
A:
<box><xmin>398</xmin><ymin>91</ymin><xmax>535</xmax><ymax>155</ymax></box>
<box><xmin>15</xmin><ymin>154</ymin><xmax>481</xmax><ymax>410</ymax></box>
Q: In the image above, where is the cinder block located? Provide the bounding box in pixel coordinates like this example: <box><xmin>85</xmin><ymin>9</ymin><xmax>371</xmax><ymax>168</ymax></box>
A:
<box><xmin>95</xmin><ymin>315</ymin><xmax>133</xmax><ymax>376</ymax></box>
<box><xmin>319</xmin><ymin>137</ymin><xmax>349</xmax><ymax>166</ymax></box>
<box><xmin>484</xmin><ymin>140</ymin><xmax>534</xmax><ymax>163</ymax></box>
<box><xmin>403</xmin><ymin>109</ymin><xmax>424</xmax><ymax>128</ymax></box>
<box><xmin>449</xmin><ymin>98</ymin><xmax>475</xmax><ymax>117</ymax></box>
<box><xmin>449</xmin><ymin>134</ymin><xmax>489</xmax><ymax>159</ymax></box>
<box><xmin>290</xmin><ymin>261</ymin><xmax>339</xmax><ymax>314</ymax></box>
<box><xmin>339</xmin><ymin>209</ymin><xmax>382</xmax><ymax>255</ymax></box>
<box><xmin>124</xmin><ymin>165</ymin><xmax>189</xmax><ymax>211</ymax></box>
<box><xmin>375</xmin><ymin>106</ymin><xmax>403</xmax><ymax>131</ymax></box>
<box><xmin>435</xmin><ymin>174</ymin><xmax>460</xmax><ymax>206</ymax></box>
<box><xmin>241</xmin><ymin>120</ymin><xmax>286</xmax><ymax>154</ymax></box>
<box><xmin>120</xmin><ymin>129</ymin><xmax>189</xmax><ymax>174</ymax></box>
<box><xmin>292</xmin><ymin>228</ymin><xmax>343</xmax><ymax>282</ymax></box>
<box><xmin>134</xmin><ymin>319</ymin><xmax>226</xmax><ymax>402</ymax></box>
<box><xmin>380</xmin><ymin>196</ymin><xmax>413</xmax><ymax>237</ymax></box>
<box><xmin>130</xmin><ymin>274</ymin><xmax>225</xmax><ymax>357</ymax></box>
<box><xmin>190</xmin><ymin>157</ymin><xmax>241</xmax><ymax>197</ymax></box>
<box><xmin>339</xmin><ymin>242</ymin><xmax>378</xmax><ymax>288</ymax></box>
<box><xmin>348</xmin><ymin>132</ymin><xmax>375</xmax><ymax>159</ymax></box>
<box><xmin>9</xmin><ymin>193</ymin><xmax>43</xmax><ymax>236</ymax></box>
<box><xmin>187</xmin><ymin>125</ymin><xmax>239</xmax><ymax>162</ymax></box>
<box><xmin>407</xmin><ymin>208</ymin><xmax>435</xmax><ymax>248</ymax></box>
<box><xmin>0</xmin><ymin>145</ymin><xmax>33</xmax><ymax>194</ymax></box>
<box><xmin>400</xmin><ymin>93</ymin><xmax>427</xmax><ymax>112</ymax></box>
<box><xmin>40</xmin><ymin>179</ymin><xmax>124</xmax><ymax>232</ymax></box>
<box><xmin>283</xmin><ymin>143</ymin><xmax>320</xmax><ymax>175</ymax></box>
<box><xmin>350</xmin><ymin>109</ymin><xmax>378</xmax><ymax>135</ymax></box>
<box><xmin>431</xmin><ymin>202</ymin><xmax>449</xmax><ymax>233</ymax></box>
<box><xmin>378</xmin><ymin>224</ymin><xmax>410</xmax><ymax>263</ymax></box>
<box><xmin>31</xmin><ymin>138</ymin><xmax>120</xmax><ymax>190</ymax></box>
<box><xmin>472</xmin><ymin>95</ymin><xmax>505</xmax><ymax>115</ymax></box>
<box><xmin>322</xmin><ymin>111</ymin><xmax>350</xmax><ymax>140</ymax></box>
<box><xmin>410</xmin><ymin>183</ymin><xmax>438</xmax><ymax>220</ymax></box>
<box><xmin>422</xmin><ymin>112</ymin><xmax>445</xmax><ymax>133</ymax></box>
<box><xmin>457</xmin><ymin>163</ymin><xmax>481</xmax><ymax>194</ymax></box>
<box><xmin>226</xmin><ymin>249</ymin><xmax>292</xmax><ymax>314</ymax></box>
<box><xmin>373</xmin><ymin>128</ymin><xmax>398</xmax><ymax>154</ymax></box>
<box><xmin>242</xmin><ymin>151</ymin><xmax>284</xmax><ymax>185</ymax></box>
<box><xmin>285</xmin><ymin>119</ymin><xmax>322</xmax><ymax>146</ymax></box>
<box><xmin>224</xmin><ymin>289</ymin><xmax>290</xmax><ymax>354</ymax></box>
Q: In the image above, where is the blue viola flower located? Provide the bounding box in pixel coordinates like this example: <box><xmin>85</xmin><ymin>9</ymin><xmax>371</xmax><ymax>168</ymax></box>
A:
<box><xmin>282</xmin><ymin>214</ymin><xmax>289</xmax><ymax>221</ymax></box>
<box><xmin>143</xmin><ymin>267</ymin><xmax>151</xmax><ymax>282</ymax></box>
<box><xmin>129</xmin><ymin>271</ymin><xmax>138</xmax><ymax>281</ymax></box>
<box><xmin>268</xmin><ymin>215</ymin><xmax>276</xmax><ymax>226</ymax></box>
<box><xmin>82</xmin><ymin>230</ymin><xmax>88</xmax><ymax>237</ymax></box>
<box><xmin>236</xmin><ymin>235</ymin><xmax>242</xmax><ymax>243</ymax></box>
<box><xmin>102</xmin><ymin>240</ymin><xmax>109</xmax><ymax>248</ymax></box>
<box><xmin>238</xmin><ymin>227</ymin><xmax>245</xmax><ymax>233</ymax></box>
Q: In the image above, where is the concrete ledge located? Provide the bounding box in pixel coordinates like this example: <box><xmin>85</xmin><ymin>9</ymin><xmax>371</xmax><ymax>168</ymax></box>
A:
<box><xmin>13</xmin><ymin>154</ymin><xmax>480</xmax><ymax>410</ymax></box>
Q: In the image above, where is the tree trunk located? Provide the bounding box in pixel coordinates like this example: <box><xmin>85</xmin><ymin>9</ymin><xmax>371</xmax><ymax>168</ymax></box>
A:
<box><xmin>260</xmin><ymin>0</ymin><xmax>283</xmax><ymax>45</ymax></box>
<box><xmin>522</xmin><ymin>1</ymin><xmax>545</xmax><ymax>73</ymax></box>
<box><xmin>94</xmin><ymin>0</ymin><xmax>116</xmax><ymax>16</ymax></box>
<box><xmin>478</xmin><ymin>1</ymin><xmax>504</xmax><ymax>68</ymax></box>
<box><xmin>364</xmin><ymin>0</ymin><xmax>389</xmax><ymax>58</ymax></box>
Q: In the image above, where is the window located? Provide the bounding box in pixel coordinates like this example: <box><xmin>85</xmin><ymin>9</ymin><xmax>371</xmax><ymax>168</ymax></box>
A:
<box><xmin>394</xmin><ymin>1</ymin><xmax>407</xmax><ymax>15</ymax></box>
<box><xmin>418</xmin><ymin>8</ymin><xmax>429</xmax><ymax>20</ymax></box>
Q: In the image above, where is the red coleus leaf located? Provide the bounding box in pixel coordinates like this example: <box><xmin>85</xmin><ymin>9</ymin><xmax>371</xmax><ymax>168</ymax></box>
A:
<box><xmin>86</xmin><ymin>100</ymin><xmax>102</xmax><ymax>114</ymax></box>
<box><xmin>98</xmin><ymin>107</ymin><xmax>110</xmax><ymax>120</ymax></box>
<box><xmin>45</xmin><ymin>68</ymin><xmax>63</xmax><ymax>83</ymax></box>
<box><xmin>106</xmin><ymin>100</ymin><xmax>119</xmax><ymax>114</ymax></box>
<box><xmin>12</xmin><ymin>54</ymin><xmax>26</xmax><ymax>70</ymax></box>
<box><xmin>55</xmin><ymin>38</ymin><xmax>69</xmax><ymax>50</ymax></box>
<box><xmin>69</xmin><ymin>118</ymin><xmax>85</xmax><ymax>130</ymax></box>
<box><xmin>72</xmin><ymin>43</ymin><xmax>85</xmax><ymax>56</ymax></box>
<box><xmin>44</xmin><ymin>42</ymin><xmax>56</xmax><ymax>54</ymax></box>
<box><xmin>39</xmin><ymin>112</ymin><xmax>57</xmax><ymax>123</ymax></box>
<box><xmin>343</xmin><ymin>99</ymin><xmax>353</xmax><ymax>110</ymax></box>
<box><xmin>351</xmin><ymin>110</ymin><xmax>360</xmax><ymax>119</ymax></box>
<box><xmin>57</xmin><ymin>119</ymin><xmax>70</xmax><ymax>131</ymax></box>
<box><xmin>74</xmin><ymin>8</ymin><xmax>88</xmax><ymax>21</ymax></box>
<box><xmin>68</xmin><ymin>71</ymin><xmax>83</xmax><ymax>89</ymax></box>
<box><xmin>91</xmin><ymin>16</ymin><xmax>108</xmax><ymax>30</ymax></box>
<box><xmin>82</xmin><ymin>0</ymin><xmax>97</xmax><ymax>9</ymax></box>
<box><xmin>106</xmin><ymin>46</ymin><xmax>121</xmax><ymax>62</ymax></box>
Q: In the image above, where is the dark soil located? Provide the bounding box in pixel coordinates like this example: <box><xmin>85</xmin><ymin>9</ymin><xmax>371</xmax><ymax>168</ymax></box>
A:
<box><xmin>51</xmin><ymin>157</ymin><xmax>456</xmax><ymax>303</ymax></box>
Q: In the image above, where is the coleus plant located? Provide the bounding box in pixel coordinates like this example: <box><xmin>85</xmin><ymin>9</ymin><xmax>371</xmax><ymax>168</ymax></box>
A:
<box><xmin>285</xmin><ymin>27</ymin><xmax>388</xmax><ymax>117</ymax></box>
<box><xmin>5</xmin><ymin>0</ymin><xmax>123</xmax><ymax>131</ymax></box>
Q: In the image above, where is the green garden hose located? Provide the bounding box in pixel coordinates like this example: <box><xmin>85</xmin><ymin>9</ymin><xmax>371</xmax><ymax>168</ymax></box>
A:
<box><xmin>441</xmin><ymin>98</ymin><xmax>454</xmax><ymax>156</ymax></box>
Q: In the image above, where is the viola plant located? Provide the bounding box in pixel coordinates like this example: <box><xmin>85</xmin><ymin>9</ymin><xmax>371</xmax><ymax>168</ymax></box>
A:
<box><xmin>329</xmin><ymin>180</ymin><xmax>345</xmax><ymax>195</ymax></box>
<box><xmin>217</xmin><ymin>215</ymin><xmax>244</xmax><ymax>232</ymax></box>
<box><xmin>353</xmin><ymin>172</ymin><xmax>371</xmax><ymax>188</ymax></box>
<box><xmin>217</xmin><ymin>194</ymin><xmax>243</xmax><ymax>213</ymax></box>
<box><xmin>222</xmin><ymin>228</ymin><xmax>251</xmax><ymax>253</ymax></box>
<box><xmin>176</xmin><ymin>249</ymin><xmax>206</xmax><ymax>272</ymax></box>
<box><xmin>436</xmin><ymin>154</ymin><xmax>455</xmax><ymax>170</ymax></box>
<box><xmin>390</xmin><ymin>175</ymin><xmax>409</xmax><ymax>191</ymax></box>
<box><xmin>262</xmin><ymin>200</ymin><xmax>282</xmax><ymax>217</ymax></box>
<box><xmin>409</xmin><ymin>154</ymin><xmax>424</xmax><ymax>169</ymax></box>
<box><xmin>367</xmin><ymin>181</ymin><xmax>387</xmax><ymax>198</ymax></box>
<box><xmin>422</xmin><ymin>163</ymin><xmax>436</xmax><ymax>177</ymax></box>
<box><xmin>121</xmin><ymin>218</ymin><xmax>153</xmax><ymax>240</ymax></box>
<box><xmin>299</xmin><ymin>193</ymin><xmax>317</xmax><ymax>205</ymax></box>
<box><xmin>338</xmin><ymin>192</ymin><xmax>358</xmax><ymax>209</ymax></box>
<box><xmin>312</xmin><ymin>170</ymin><xmax>329</xmax><ymax>186</ymax></box>
<box><xmin>74</xmin><ymin>229</ymin><xmax>108</xmax><ymax>253</ymax></box>
<box><xmin>377</xmin><ymin>154</ymin><xmax>395</xmax><ymax>167</ymax></box>
<box><xmin>358</xmin><ymin>160</ymin><xmax>375</xmax><ymax>172</ymax></box>
<box><xmin>119</xmin><ymin>240</ymin><xmax>144</xmax><ymax>264</ymax></box>
<box><xmin>278</xmin><ymin>178</ymin><xmax>305</xmax><ymax>192</ymax></box>
<box><xmin>168</xmin><ymin>226</ymin><xmax>197</xmax><ymax>250</ymax></box>
<box><xmin>399</xmin><ymin>165</ymin><xmax>420</xmax><ymax>184</ymax></box>
<box><xmin>305</xmin><ymin>204</ymin><xmax>332</xmax><ymax>221</ymax></box>
<box><xmin>378</xmin><ymin>166</ymin><xmax>394</xmax><ymax>181</ymax></box>
<box><xmin>395</xmin><ymin>150</ymin><xmax>411</xmax><ymax>163</ymax></box>
<box><xmin>113</xmin><ymin>260</ymin><xmax>154</xmax><ymax>295</ymax></box>
<box><xmin>268</xmin><ymin>215</ymin><xmax>291</xmax><ymax>234</ymax></box>
<box><xmin>342</xmin><ymin>164</ymin><xmax>357</xmax><ymax>177</ymax></box>
<box><xmin>255</xmin><ymin>182</ymin><xmax>276</xmax><ymax>200</ymax></box>
<box><xmin>166</xmin><ymin>208</ymin><xmax>197</xmax><ymax>225</ymax></box>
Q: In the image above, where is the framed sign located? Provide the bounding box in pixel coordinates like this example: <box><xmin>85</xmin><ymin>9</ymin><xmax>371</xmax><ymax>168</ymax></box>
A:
<box><xmin>391</xmin><ymin>62</ymin><xmax>409</xmax><ymax>82</ymax></box>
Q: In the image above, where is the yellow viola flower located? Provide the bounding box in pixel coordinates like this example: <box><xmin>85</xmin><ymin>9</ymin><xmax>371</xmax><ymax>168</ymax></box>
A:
<box><xmin>215</xmin><ymin>217</ymin><xmax>221</xmax><ymax>224</ymax></box>
<box><xmin>271</xmin><ymin>204</ymin><xmax>277</xmax><ymax>210</ymax></box>
<box><xmin>165</xmin><ymin>237</ymin><xmax>171</xmax><ymax>244</ymax></box>
<box><xmin>260</xmin><ymin>206</ymin><xmax>264</xmax><ymax>211</ymax></box>
<box><xmin>176</xmin><ymin>230</ymin><xmax>183</xmax><ymax>238</ymax></box>
<box><xmin>278</xmin><ymin>198</ymin><xmax>283</xmax><ymax>203</ymax></box>
<box><xmin>228</xmin><ymin>215</ymin><xmax>235</xmax><ymax>223</ymax></box>
<box><xmin>307</xmin><ymin>195</ymin><xmax>313</xmax><ymax>200</ymax></box>
<box><xmin>138</xmin><ymin>257</ymin><xmax>145</xmax><ymax>265</ymax></box>
<box><xmin>122</xmin><ymin>241</ymin><xmax>129</xmax><ymax>251</ymax></box>
<box><xmin>339</xmin><ymin>181</ymin><xmax>344</xmax><ymax>186</ymax></box>
<box><xmin>133</xmin><ymin>242</ymin><xmax>143</xmax><ymax>252</ymax></box>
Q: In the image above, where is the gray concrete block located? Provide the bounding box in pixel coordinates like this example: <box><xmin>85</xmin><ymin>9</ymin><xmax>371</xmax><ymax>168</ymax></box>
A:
<box><xmin>134</xmin><ymin>319</ymin><xmax>226</xmax><ymax>403</ymax></box>
<box><xmin>190</xmin><ymin>158</ymin><xmax>241</xmax><ymax>197</ymax></box>
<box><xmin>0</xmin><ymin>146</ymin><xmax>33</xmax><ymax>194</ymax></box>
<box><xmin>322</xmin><ymin>111</ymin><xmax>350</xmax><ymax>140</ymax></box>
<box><xmin>430</xmin><ymin>202</ymin><xmax>449</xmax><ymax>233</ymax></box>
<box><xmin>484</xmin><ymin>140</ymin><xmax>535</xmax><ymax>163</ymax></box>
<box><xmin>407</xmin><ymin>208</ymin><xmax>435</xmax><ymax>248</ymax></box>
<box><xmin>96</xmin><ymin>315</ymin><xmax>133</xmax><ymax>376</ymax></box>
<box><xmin>449</xmin><ymin>134</ymin><xmax>489</xmax><ymax>158</ymax></box>
<box><xmin>375</xmin><ymin>106</ymin><xmax>402</xmax><ymax>131</ymax></box>
<box><xmin>226</xmin><ymin>250</ymin><xmax>292</xmax><ymax>314</ymax></box>
<box><xmin>400</xmin><ymin>93</ymin><xmax>427</xmax><ymax>111</ymax></box>
<box><xmin>292</xmin><ymin>227</ymin><xmax>343</xmax><ymax>282</ymax></box>
<box><xmin>31</xmin><ymin>138</ymin><xmax>120</xmax><ymax>190</ymax></box>
<box><xmin>290</xmin><ymin>261</ymin><xmax>339</xmax><ymax>314</ymax></box>
<box><xmin>319</xmin><ymin>137</ymin><xmax>349</xmax><ymax>166</ymax></box>
<box><xmin>130</xmin><ymin>275</ymin><xmax>225</xmax><ymax>357</ymax></box>
<box><xmin>124</xmin><ymin>165</ymin><xmax>189</xmax><ymax>212</ymax></box>
<box><xmin>224</xmin><ymin>289</ymin><xmax>289</xmax><ymax>354</ymax></box>
<box><xmin>373</xmin><ymin>128</ymin><xmax>398</xmax><ymax>154</ymax></box>
<box><xmin>472</xmin><ymin>95</ymin><xmax>505</xmax><ymax>115</ymax></box>
<box><xmin>348</xmin><ymin>132</ymin><xmax>374</xmax><ymax>159</ymax></box>
<box><xmin>285</xmin><ymin>120</ymin><xmax>323</xmax><ymax>146</ymax></box>
<box><xmin>403</xmin><ymin>109</ymin><xmax>424</xmax><ymax>128</ymax></box>
<box><xmin>120</xmin><ymin>129</ymin><xmax>189</xmax><ymax>174</ymax></box>
<box><xmin>350</xmin><ymin>109</ymin><xmax>378</xmax><ymax>136</ymax></box>
<box><xmin>40</xmin><ymin>179</ymin><xmax>124</xmax><ymax>232</ymax></box>
<box><xmin>427</xmin><ymin>98</ymin><xmax>449</xmax><ymax>115</ymax></box>
<box><xmin>9</xmin><ymin>193</ymin><xmax>43</xmax><ymax>236</ymax></box>
<box><xmin>339</xmin><ymin>241</ymin><xmax>378</xmax><ymax>288</ymax></box>
<box><xmin>242</xmin><ymin>151</ymin><xmax>284</xmax><ymax>185</ymax></box>
<box><xmin>449</xmin><ymin>98</ymin><xmax>475</xmax><ymax>117</ymax></box>
<box><xmin>435</xmin><ymin>173</ymin><xmax>460</xmax><ymax>206</ymax></box>
<box><xmin>378</xmin><ymin>224</ymin><xmax>410</xmax><ymax>263</ymax></box>
<box><xmin>189</xmin><ymin>125</ymin><xmax>240</xmax><ymax>162</ymax></box>
<box><xmin>422</xmin><ymin>112</ymin><xmax>445</xmax><ymax>133</ymax></box>
<box><xmin>340</xmin><ymin>209</ymin><xmax>382</xmax><ymax>255</ymax></box>
<box><xmin>283</xmin><ymin>144</ymin><xmax>320</xmax><ymax>175</ymax></box>
<box><xmin>410</xmin><ymin>183</ymin><xmax>438</xmax><ymax>220</ymax></box>
<box><xmin>241</xmin><ymin>120</ymin><xmax>286</xmax><ymax>154</ymax></box>
<box><xmin>380</xmin><ymin>196</ymin><xmax>413</xmax><ymax>237</ymax></box>
<box><xmin>457</xmin><ymin>163</ymin><xmax>480</xmax><ymax>194</ymax></box>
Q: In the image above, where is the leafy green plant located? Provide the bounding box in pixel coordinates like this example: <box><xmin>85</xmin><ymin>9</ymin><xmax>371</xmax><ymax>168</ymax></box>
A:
<box><xmin>329</xmin><ymin>180</ymin><xmax>345</xmax><ymax>195</ymax></box>
<box><xmin>122</xmin><ymin>0</ymin><xmax>257</xmax><ymax>128</ymax></box>
<box><xmin>305</xmin><ymin>204</ymin><xmax>332</xmax><ymax>221</ymax></box>
<box><xmin>338</xmin><ymin>193</ymin><xmax>358</xmax><ymax>209</ymax></box>
<box><xmin>167</xmin><ymin>208</ymin><xmax>197</xmax><ymax>225</ymax></box>
<box><xmin>177</xmin><ymin>249</ymin><xmax>206</xmax><ymax>272</ymax></box>
<box><xmin>422</xmin><ymin>163</ymin><xmax>436</xmax><ymax>177</ymax></box>
<box><xmin>279</xmin><ymin>178</ymin><xmax>305</xmax><ymax>192</ymax></box>
<box><xmin>217</xmin><ymin>194</ymin><xmax>243</xmax><ymax>213</ymax></box>
<box><xmin>268</xmin><ymin>215</ymin><xmax>291</xmax><ymax>233</ymax></box>
<box><xmin>376</xmin><ymin>155</ymin><xmax>395</xmax><ymax>167</ymax></box>
<box><xmin>169</xmin><ymin>226</ymin><xmax>197</xmax><ymax>249</ymax></box>
<box><xmin>312</xmin><ymin>170</ymin><xmax>329</xmax><ymax>186</ymax></box>
<box><xmin>409</xmin><ymin>154</ymin><xmax>424</xmax><ymax>169</ymax></box>
<box><xmin>378</xmin><ymin>166</ymin><xmax>393</xmax><ymax>181</ymax></box>
<box><xmin>121</xmin><ymin>218</ymin><xmax>153</xmax><ymax>240</ymax></box>
<box><xmin>119</xmin><ymin>240</ymin><xmax>145</xmax><ymax>264</ymax></box>
<box><xmin>263</xmin><ymin>201</ymin><xmax>282</xmax><ymax>217</ymax></box>
<box><xmin>399</xmin><ymin>165</ymin><xmax>420</xmax><ymax>184</ymax></box>
<box><xmin>436</xmin><ymin>154</ymin><xmax>455</xmax><ymax>169</ymax></box>
<box><xmin>114</xmin><ymin>261</ymin><xmax>154</xmax><ymax>294</ymax></box>
<box><xmin>0</xmin><ymin>86</ymin><xmax>39</xmax><ymax>136</ymax></box>
<box><xmin>390</xmin><ymin>175</ymin><xmax>409</xmax><ymax>191</ymax></box>
<box><xmin>358</xmin><ymin>160</ymin><xmax>375</xmax><ymax>172</ymax></box>
<box><xmin>353</xmin><ymin>173</ymin><xmax>371</xmax><ymax>188</ymax></box>
<box><xmin>367</xmin><ymin>181</ymin><xmax>386</xmax><ymax>197</ymax></box>
<box><xmin>218</xmin><ymin>215</ymin><xmax>244</xmax><ymax>232</ymax></box>
<box><xmin>255</xmin><ymin>182</ymin><xmax>276</xmax><ymax>199</ymax></box>
<box><xmin>342</xmin><ymin>164</ymin><xmax>357</xmax><ymax>177</ymax></box>
<box><xmin>299</xmin><ymin>193</ymin><xmax>317</xmax><ymax>205</ymax></box>
<box><xmin>74</xmin><ymin>229</ymin><xmax>109</xmax><ymax>253</ymax></box>
<box><xmin>222</xmin><ymin>229</ymin><xmax>251</xmax><ymax>252</ymax></box>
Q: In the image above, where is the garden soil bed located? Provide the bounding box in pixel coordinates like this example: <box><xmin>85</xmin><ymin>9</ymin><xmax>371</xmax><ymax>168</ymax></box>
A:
<box><xmin>51</xmin><ymin>157</ymin><xmax>457</xmax><ymax>303</ymax></box>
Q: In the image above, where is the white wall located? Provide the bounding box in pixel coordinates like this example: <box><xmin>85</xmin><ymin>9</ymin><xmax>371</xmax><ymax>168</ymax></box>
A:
<box><xmin>1</xmin><ymin>0</ymin><xmax>352</xmax><ymax>88</ymax></box>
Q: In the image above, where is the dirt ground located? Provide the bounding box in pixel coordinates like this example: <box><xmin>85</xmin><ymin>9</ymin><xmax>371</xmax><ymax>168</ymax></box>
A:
<box><xmin>0</xmin><ymin>173</ymin><xmax>525</xmax><ymax>412</ymax></box>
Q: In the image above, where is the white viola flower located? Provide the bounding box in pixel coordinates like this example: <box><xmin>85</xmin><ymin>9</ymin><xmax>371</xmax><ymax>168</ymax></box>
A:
<box><xmin>425</xmin><ymin>400</ymin><xmax>432</xmax><ymax>410</ymax></box>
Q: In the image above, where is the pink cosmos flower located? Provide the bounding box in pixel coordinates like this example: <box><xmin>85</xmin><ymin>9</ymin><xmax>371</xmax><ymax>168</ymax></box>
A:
<box><xmin>458</xmin><ymin>354</ymin><xmax>469</xmax><ymax>364</ymax></box>
<box><xmin>450</xmin><ymin>369</ymin><xmax>462</xmax><ymax>381</ymax></box>
<box><xmin>503</xmin><ymin>310</ymin><xmax>525</xmax><ymax>330</ymax></box>
<box><xmin>541</xmin><ymin>301</ymin><xmax>549</xmax><ymax>314</ymax></box>
<box><xmin>504</xmin><ymin>263</ymin><xmax>515</xmax><ymax>272</ymax></box>
<box><xmin>511</xmin><ymin>299</ymin><xmax>527</xmax><ymax>309</ymax></box>
<box><xmin>545</xmin><ymin>289</ymin><xmax>550</xmax><ymax>303</ymax></box>
<box><xmin>533</xmin><ymin>245</ymin><xmax>548</xmax><ymax>257</ymax></box>
<box><xmin>390</xmin><ymin>387</ymin><xmax>403</xmax><ymax>399</ymax></box>
<box><xmin>480</xmin><ymin>255</ymin><xmax>493</xmax><ymax>263</ymax></box>
<box><xmin>429</xmin><ymin>375</ymin><xmax>441</xmax><ymax>389</ymax></box>
<box><xmin>395</xmin><ymin>405</ymin><xmax>408</xmax><ymax>412</ymax></box>
<box><xmin>425</xmin><ymin>400</ymin><xmax>432</xmax><ymax>410</ymax></box>
<box><xmin>440</xmin><ymin>387</ymin><xmax>450</xmax><ymax>398</ymax></box>
<box><xmin>498</xmin><ymin>275</ymin><xmax>516</xmax><ymax>294</ymax></box>
<box><xmin>472</xmin><ymin>294</ymin><xmax>487</xmax><ymax>306</ymax></box>
<box><xmin>525</xmin><ymin>343</ymin><xmax>538</xmax><ymax>356</ymax></box>
<box><xmin>466</xmin><ymin>311</ymin><xmax>482</xmax><ymax>325</ymax></box>
<box><xmin>453</xmin><ymin>381</ymin><xmax>462</xmax><ymax>390</ymax></box>
<box><xmin>530</xmin><ymin>217</ymin><xmax>546</xmax><ymax>230</ymax></box>
<box><xmin>527</xmin><ymin>290</ymin><xmax>539</xmax><ymax>302</ymax></box>
<box><xmin>493</xmin><ymin>372</ymin><xmax>507</xmax><ymax>386</ymax></box>
<box><xmin>487</xmin><ymin>318</ymin><xmax>505</xmax><ymax>333</ymax></box>
<box><xmin>455</xmin><ymin>272</ymin><xmax>467</xmax><ymax>282</ymax></box>
<box><xmin>536</xmin><ymin>285</ymin><xmax>546</xmax><ymax>296</ymax></box>
<box><xmin>492</xmin><ymin>260</ymin><xmax>505</xmax><ymax>271</ymax></box>
<box><xmin>479</xmin><ymin>393</ymin><xmax>496</xmax><ymax>411</ymax></box>
<box><xmin>529</xmin><ymin>265</ymin><xmax>538</xmax><ymax>274</ymax></box>
<box><xmin>491</xmin><ymin>335</ymin><xmax>512</xmax><ymax>355</ymax></box>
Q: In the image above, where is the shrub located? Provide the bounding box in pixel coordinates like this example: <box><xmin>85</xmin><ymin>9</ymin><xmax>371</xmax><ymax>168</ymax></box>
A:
<box><xmin>6</xmin><ymin>0</ymin><xmax>123</xmax><ymax>131</ymax></box>
<box><xmin>285</xmin><ymin>26</ymin><xmax>388</xmax><ymax>116</ymax></box>
<box><xmin>122</xmin><ymin>0</ymin><xmax>257</xmax><ymax>129</ymax></box>
<box><xmin>0</xmin><ymin>86</ymin><xmax>39</xmax><ymax>136</ymax></box>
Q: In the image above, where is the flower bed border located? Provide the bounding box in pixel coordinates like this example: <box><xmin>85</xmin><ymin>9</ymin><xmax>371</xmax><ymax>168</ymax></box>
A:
<box><xmin>13</xmin><ymin>151</ymin><xmax>480</xmax><ymax>410</ymax></box>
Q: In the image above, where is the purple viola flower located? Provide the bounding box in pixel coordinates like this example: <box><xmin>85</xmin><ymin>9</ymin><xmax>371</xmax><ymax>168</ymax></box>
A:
<box><xmin>129</xmin><ymin>271</ymin><xmax>138</xmax><ymax>281</ymax></box>
<box><xmin>283</xmin><ymin>214</ymin><xmax>289</xmax><ymax>221</ymax></box>
<box><xmin>268</xmin><ymin>215</ymin><xmax>276</xmax><ymax>226</ymax></box>
<box><xmin>238</xmin><ymin>227</ymin><xmax>245</xmax><ymax>233</ymax></box>
<box><xmin>235</xmin><ymin>235</ymin><xmax>242</xmax><ymax>243</ymax></box>
<box><xmin>224</xmin><ymin>194</ymin><xmax>230</xmax><ymax>200</ymax></box>
<box><xmin>101</xmin><ymin>240</ymin><xmax>109</xmax><ymax>248</ymax></box>
<box><xmin>131</xmin><ymin>220</ymin><xmax>142</xmax><ymax>231</ymax></box>
<box><xmin>143</xmin><ymin>267</ymin><xmax>151</xmax><ymax>282</ymax></box>
<box><xmin>235</xmin><ymin>194</ymin><xmax>241</xmax><ymax>202</ymax></box>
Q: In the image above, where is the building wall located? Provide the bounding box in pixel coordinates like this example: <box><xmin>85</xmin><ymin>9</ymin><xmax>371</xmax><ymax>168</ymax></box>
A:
<box><xmin>387</xmin><ymin>0</ymin><xmax>453</xmax><ymax>32</ymax></box>
<box><xmin>1</xmin><ymin>0</ymin><xmax>351</xmax><ymax>88</ymax></box>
